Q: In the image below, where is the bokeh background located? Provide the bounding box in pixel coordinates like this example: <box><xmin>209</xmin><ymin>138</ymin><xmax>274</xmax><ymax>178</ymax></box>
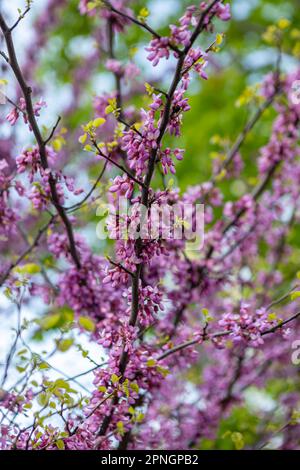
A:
<box><xmin>1</xmin><ymin>0</ymin><xmax>300</xmax><ymax>449</ymax></box>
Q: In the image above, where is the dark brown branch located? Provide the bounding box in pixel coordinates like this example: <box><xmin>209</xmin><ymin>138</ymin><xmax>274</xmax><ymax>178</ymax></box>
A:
<box><xmin>97</xmin><ymin>0</ymin><xmax>225</xmax><ymax>440</ymax></box>
<box><xmin>157</xmin><ymin>311</ymin><xmax>300</xmax><ymax>361</ymax></box>
<box><xmin>93</xmin><ymin>140</ymin><xmax>146</xmax><ymax>189</ymax></box>
<box><xmin>220</xmin><ymin>354</ymin><xmax>244</xmax><ymax>407</ymax></box>
<box><xmin>107</xmin><ymin>256</ymin><xmax>134</xmax><ymax>277</ymax></box>
<box><xmin>0</xmin><ymin>12</ymin><xmax>81</xmax><ymax>269</ymax></box>
<box><xmin>157</xmin><ymin>338</ymin><xmax>201</xmax><ymax>361</ymax></box>
<box><xmin>0</xmin><ymin>50</ymin><xmax>9</xmax><ymax>62</ymax></box>
<box><xmin>103</xmin><ymin>1</ymin><xmax>181</xmax><ymax>54</ymax></box>
<box><xmin>261</xmin><ymin>311</ymin><xmax>300</xmax><ymax>335</ymax></box>
<box><xmin>10</xmin><ymin>6</ymin><xmax>31</xmax><ymax>32</ymax></box>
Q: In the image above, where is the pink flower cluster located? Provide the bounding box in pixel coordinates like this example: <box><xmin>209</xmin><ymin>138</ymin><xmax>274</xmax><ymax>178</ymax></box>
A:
<box><xmin>127</xmin><ymin>284</ymin><xmax>165</xmax><ymax>327</ymax></box>
<box><xmin>109</xmin><ymin>174</ymin><xmax>134</xmax><ymax>199</ymax></box>
<box><xmin>16</xmin><ymin>145</ymin><xmax>56</xmax><ymax>181</ymax></box>
<box><xmin>217</xmin><ymin>304</ymin><xmax>276</xmax><ymax>347</ymax></box>
<box><xmin>146</xmin><ymin>2</ymin><xmax>230</xmax><ymax>67</ymax></box>
<box><xmin>6</xmin><ymin>98</ymin><xmax>46</xmax><ymax>128</ymax></box>
<box><xmin>160</xmin><ymin>147</ymin><xmax>184</xmax><ymax>175</ymax></box>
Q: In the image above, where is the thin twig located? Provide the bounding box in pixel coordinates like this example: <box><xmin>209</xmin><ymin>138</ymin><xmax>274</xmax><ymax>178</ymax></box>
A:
<box><xmin>107</xmin><ymin>256</ymin><xmax>134</xmax><ymax>277</ymax></box>
<box><xmin>93</xmin><ymin>140</ymin><xmax>146</xmax><ymax>189</ymax></box>
<box><xmin>157</xmin><ymin>311</ymin><xmax>300</xmax><ymax>361</ymax></box>
<box><xmin>103</xmin><ymin>1</ymin><xmax>181</xmax><ymax>54</ymax></box>
<box><xmin>44</xmin><ymin>116</ymin><xmax>61</xmax><ymax>145</ymax></box>
<box><xmin>10</xmin><ymin>6</ymin><xmax>31</xmax><ymax>32</ymax></box>
<box><xmin>65</xmin><ymin>161</ymin><xmax>107</xmax><ymax>212</ymax></box>
<box><xmin>0</xmin><ymin>216</ymin><xmax>55</xmax><ymax>286</ymax></box>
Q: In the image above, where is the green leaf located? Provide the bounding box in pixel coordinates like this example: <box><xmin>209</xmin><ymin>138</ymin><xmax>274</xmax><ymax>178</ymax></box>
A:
<box><xmin>130</xmin><ymin>382</ymin><xmax>139</xmax><ymax>393</ymax></box>
<box><xmin>122</xmin><ymin>379</ymin><xmax>130</xmax><ymax>398</ymax></box>
<box><xmin>138</xmin><ymin>7</ymin><xmax>149</xmax><ymax>23</ymax></box>
<box><xmin>39</xmin><ymin>313</ymin><xmax>61</xmax><ymax>330</ymax></box>
<box><xmin>78</xmin><ymin>133</ymin><xmax>87</xmax><ymax>144</ymax></box>
<box><xmin>93</xmin><ymin>117</ymin><xmax>106</xmax><ymax>127</ymax></box>
<box><xmin>231</xmin><ymin>432</ymin><xmax>245</xmax><ymax>450</ymax></box>
<box><xmin>4</xmin><ymin>287</ymin><xmax>12</xmax><ymax>299</ymax></box>
<box><xmin>145</xmin><ymin>82</ymin><xmax>154</xmax><ymax>96</ymax></box>
<box><xmin>105</xmin><ymin>105</ymin><xmax>113</xmax><ymax>114</ymax></box>
<box><xmin>56</xmin><ymin>439</ymin><xmax>65</xmax><ymax>450</ymax></box>
<box><xmin>37</xmin><ymin>392</ymin><xmax>48</xmax><ymax>407</ymax></box>
<box><xmin>277</xmin><ymin>18</ymin><xmax>290</xmax><ymax>29</ymax></box>
<box><xmin>17</xmin><ymin>348</ymin><xmax>28</xmax><ymax>356</ymax></box>
<box><xmin>57</xmin><ymin>338</ymin><xmax>74</xmax><ymax>352</ymax></box>
<box><xmin>116</xmin><ymin>421</ymin><xmax>125</xmax><ymax>435</ymax></box>
<box><xmin>136</xmin><ymin>412</ymin><xmax>145</xmax><ymax>423</ymax></box>
<box><xmin>15</xmin><ymin>263</ymin><xmax>41</xmax><ymax>275</ymax></box>
<box><xmin>23</xmin><ymin>403</ymin><xmax>32</xmax><ymax>409</ymax></box>
<box><xmin>78</xmin><ymin>316</ymin><xmax>96</xmax><ymax>332</ymax></box>
<box><xmin>156</xmin><ymin>365</ymin><xmax>169</xmax><ymax>377</ymax></box>
<box><xmin>111</xmin><ymin>373</ymin><xmax>120</xmax><ymax>384</ymax></box>
<box><xmin>146</xmin><ymin>359</ymin><xmax>156</xmax><ymax>367</ymax></box>
<box><xmin>38</xmin><ymin>362</ymin><xmax>50</xmax><ymax>370</ymax></box>
<box><xmin>216</xmin><ymin>33</ymin><xmax>224</xmax><ymax>45</ymax></box>
<box><xmin>291</xmin><ymin>291</ymin><xmax>300</xmax><ymax>301</ymax></box>
<box><xmin>128</xmin><ymin>406</ymin><xmax>135</xmax><ymax>415</ymax></box>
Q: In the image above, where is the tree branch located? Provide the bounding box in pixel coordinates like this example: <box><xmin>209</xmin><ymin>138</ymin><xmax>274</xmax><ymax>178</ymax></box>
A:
<box><xmin>0</xmin><ymin>12</ymin><xmax>81</xmax><ymax>269</ymax></box>
<box><xmin>103</xmin><ymin>1</ymin><xmax>181</xmax><ymax>54</ymax></box>
<box><xmin>93</xmin><ymin>140</ymin><xmax>146</xmax><ymax>189</ymax></box>
<box><xmin>96</xmin><ymin>1</ymin><xmax>222</xmax><ymax>439</ymax></box>
<box><xmin>157</xmin><ymin>311</ymin><xmax>300</xmax><ymax>361</ymax></box>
